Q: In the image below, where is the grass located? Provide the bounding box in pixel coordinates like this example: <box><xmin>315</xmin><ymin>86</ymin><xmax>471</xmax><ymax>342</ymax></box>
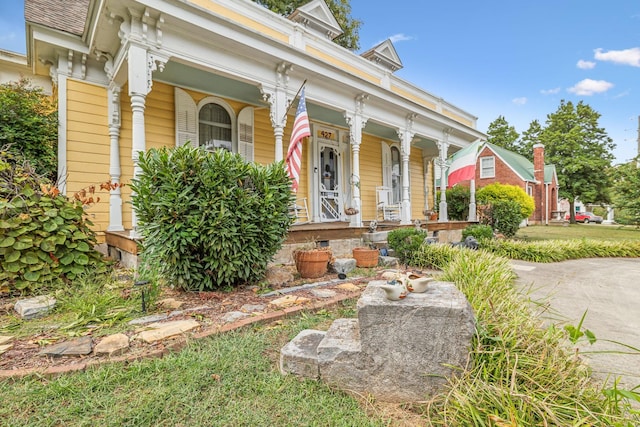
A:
<box><xmin>0</xmin><ymin>301</ymin><xmax>398</xmax><ymax>427</ymax></box>
<box><xmin>516</xmin><ymin>224</ymin><xmax>640</xmax><ymax>241</ymax></box>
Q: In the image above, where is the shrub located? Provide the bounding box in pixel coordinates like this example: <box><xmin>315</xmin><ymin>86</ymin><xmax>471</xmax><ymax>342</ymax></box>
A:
<box><xmin>387</xmin><ymin>227</ymin><xmax>428</xmax><ymax>265</ymax></box>
<box><xmin>462</xmin><ymin>224</ymin><xmax>493</xmax><ymax>240</ymax></box>
<box><xmin>0</xmin><ymin>78</ymin><xmax>58</xmax><ymax>181</ymax></box>
<box><xmin>0</xmin><ymin>149</ymin><xmax>106</xmax><ymax>295</ymax></box>
<box><xmin>437</xmin><ymin>186</ymin><xmax>470</xmax><ymax>220</ymax></box>
<box><xmin>477</xmin><ymin>183</ymin><xmax>534</xmax><ymax>219</ymax></box>
<box><xmin>482</xmin><ymin>199</ymin><xmax>522</xmax><ymax>238</ymax></box>
<box><xmin>131</xmin><ymin>146</ymin><xmax>294</xmax><ymax>291</ymax></box>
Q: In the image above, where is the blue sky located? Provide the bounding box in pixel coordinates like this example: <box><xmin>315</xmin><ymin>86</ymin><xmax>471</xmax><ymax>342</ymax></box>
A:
<box><xmin>2</xmin><ymin>1</ymin><xmax>639</xmax><ymax>163</ymax></box>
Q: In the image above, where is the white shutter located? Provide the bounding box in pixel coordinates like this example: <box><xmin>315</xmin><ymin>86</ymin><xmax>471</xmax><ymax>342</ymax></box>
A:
<box><xmin>381</xmin><ymin>142</ymin><xmax>392</xmax><ymax>187</ymax></box>
<box><xmin>237</xmin><ymin>106</ymin><xmax>254</xmax><ymax>162</ymax></box>
<box><xmin>175</xmin><ymin>87</ymin><xmax>197</xmax><ymax>147</ymax></box>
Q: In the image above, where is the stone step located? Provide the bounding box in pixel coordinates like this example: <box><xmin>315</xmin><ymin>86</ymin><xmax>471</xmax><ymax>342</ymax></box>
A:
<box><xmin>279</xmin><ymin>329</ymin><xmax>326</xmax><ymax>379</ymax></box>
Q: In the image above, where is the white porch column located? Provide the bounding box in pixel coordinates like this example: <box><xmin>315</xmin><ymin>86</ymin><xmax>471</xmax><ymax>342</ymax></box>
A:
<box><xmin>397</xmin><ymin>114</ymin><xmax>416</xmax><ymax>225</ymax></box>
<box><xmin>107</xmin><ymin>84</ymin><xmax>124</xmax><ymax>231</ymax></box>
<box><xmin>260</xmin><ymin>62</ymin><xmax>291</xmax><ymax>161</ymax></box>
<box><xmin>344</xmin><ymin>93</ymin><xmax>369</xmax><ymax>228</ymax></box>
<box><xmin>127</xmin><ymin>45</ymin><xmax>166</xmax><ymax>237</ymax></box>
<box><xmin>437</xmin><ymin>130</ymin><xmax>450</xmax><ymax>222</ymax></box>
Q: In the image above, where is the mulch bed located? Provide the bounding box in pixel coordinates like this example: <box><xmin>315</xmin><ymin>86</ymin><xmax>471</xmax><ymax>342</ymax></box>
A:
<box><xmin>0</xmin><ymin>267</ymin><xmax>379</xmax><ymax>376</ymax></box>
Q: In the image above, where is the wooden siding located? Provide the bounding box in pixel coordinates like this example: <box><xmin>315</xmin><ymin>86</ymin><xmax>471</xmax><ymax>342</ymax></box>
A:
<box><xmin>359</xmin><ymin>135</ymin><xmax>384</xmax><ymax>221</ymax></box>
<box><xmin>65</xmin><ymin>79</ymin><xmax>109</xmax><ymax>240</ymax></box>
<box><xmin>409</xmin><ymin>146</ymin><xmax>426</xmax><ymax>219</ymax></box>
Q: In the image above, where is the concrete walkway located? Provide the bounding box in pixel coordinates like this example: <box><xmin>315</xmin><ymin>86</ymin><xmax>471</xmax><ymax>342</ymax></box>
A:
<box><xmin>512</xmin><ymin>258</ymin><xmax>640</xmax><ymax>390</ymax></box>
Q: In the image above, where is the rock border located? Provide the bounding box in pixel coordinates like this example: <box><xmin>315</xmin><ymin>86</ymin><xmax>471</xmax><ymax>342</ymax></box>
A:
<box><xmin>0</xmin><ymin>290</ymin><xmax>361</xmax><ymax>380</ymax></box>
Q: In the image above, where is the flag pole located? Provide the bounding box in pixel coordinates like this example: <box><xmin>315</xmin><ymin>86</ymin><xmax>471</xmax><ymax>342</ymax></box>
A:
<box><xmin>281</xmin><ymin>79</ymin><xmax>307</xmax><ymax>123</ymax></box>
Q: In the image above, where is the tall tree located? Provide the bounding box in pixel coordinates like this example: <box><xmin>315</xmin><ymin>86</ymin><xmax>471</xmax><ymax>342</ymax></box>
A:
<box><xmin>486</xmin><ymin>116</ymin><xmax>520</xmax><ymax>152</ymax></box>
<box><xmin>610</xmin><ymin>157</ymin><xmax>640</xmax><ymax>225</ymax></box>
<box><xmin>518</xmin><ymin>119</ymin><xmax>543</xmax><ymax>160</ymax></box>
<box><xmin>539</xmin><ymin>100</ymin><xmax>615</xmax><ymax>223</ymax></box>
<box><xmin>252</xmin><ymin>0</ymin><xmax>361</xmax><ymax>50</ymax></box>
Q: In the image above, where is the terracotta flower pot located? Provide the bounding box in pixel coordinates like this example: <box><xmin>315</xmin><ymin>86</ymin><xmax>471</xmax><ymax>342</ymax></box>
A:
<box><xmin>352</xmin><ymin>247</ymin><xmax>379</xmax><ymax>268</ymax></box>
<box><xmin>294</xmin><ymin>249</ymin><xmax>331</xmax><ymax>279</ymax></box>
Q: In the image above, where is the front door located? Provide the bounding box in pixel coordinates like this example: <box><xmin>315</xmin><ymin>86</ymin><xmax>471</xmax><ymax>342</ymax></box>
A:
<box><xmin>319</xmin><ymin>144</ymin><xmax>341</xmax><ymax>221</ymax></box>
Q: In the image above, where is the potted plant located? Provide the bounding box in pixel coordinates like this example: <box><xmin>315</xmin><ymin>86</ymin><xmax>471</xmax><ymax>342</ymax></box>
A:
<box><xmin>293</xmin><ymin>245</ymin><xmax>332</xmax><ymax>279</ymax></box>
<box><xmin>352</xmin><ymin>246</ymin><xmax>379</xmax><ymax>268</ymax></box>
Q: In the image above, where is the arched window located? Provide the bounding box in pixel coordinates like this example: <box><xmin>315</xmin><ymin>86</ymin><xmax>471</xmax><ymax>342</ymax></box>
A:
<box><xmin>199</xmin><ymin>103</ymin><xmax>232</xmax><ymax>151</ymax></box>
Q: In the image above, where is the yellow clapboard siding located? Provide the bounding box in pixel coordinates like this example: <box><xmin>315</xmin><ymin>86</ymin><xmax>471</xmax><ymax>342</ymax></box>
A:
<box><xmin>67</xmin><ymin>150</ymin><xmax>109</xmax><ymax>165</ymax></box>
<box><xmin>65</xmin><ymin>138</ymin><xmax>110</xmax><ymax>154</ymax></box>
<box><xmin>359</xmin><ymin>134</ymin><xmax>384</xmax><ymax>220</ymax></box>
<box><xmin>410</xmin><ymin>146</ymin><xmax>425</xmax><ymax>219</ymax></box>
<box><xmin>67</xmin><ymin>120</ymin><xmax>108</xmax><ymax>135</ymax></box>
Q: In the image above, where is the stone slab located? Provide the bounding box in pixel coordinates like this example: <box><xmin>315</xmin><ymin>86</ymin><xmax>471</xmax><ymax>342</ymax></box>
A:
<box><xmin>134</xmin><ymin>319</ymin><xmax>200</xmax><ymax>343</ymax></box>
<box><xmin>221</xmin><ymin>311</ymin><xmax>249</xmax><ymax>324</ymax></box>
<box><xmin>39</xmin><ymin>336</ymin><xmax>93</xmax><ymax>357</ymax></box>
<box><xmin>14</xmin><ymin>295</ymin><xmax>56</xmax><ymax>320</ymax></box>
<box><xmin>311</xmin><ymin>289</ymin><xmax>337</xmax><ymax>298</ymax></box>
<box><xmin>128</xmin><ymin>313</ymin><xmax>169</xmax><ymax>325</ymax></box>
<box><xmin>280</xmin><ymin>329</ymin><xmax>326</xmax><ymax>379</ymax></box>
<box><xmin>269</xmin><ymin>295</ymin><xmax>310</xmax><ymax>308</ymax></box>
<box><xmin>0</xmin><ymin>336</ymin><xmax>14</xmax><ymax>346</ymax></box>
<box><xmin>94</xmin><ymin>333</ymin><xmax>130</xmax><ymax>357</ymax></box>
<box><xmin>331</xmin><ymin>258</ymin><xmax>356</xmax><ymax>275</ymax></box>
<box><xmin>0</xmin><ymin>344</ymin><xmax>13</xmax><ymax>355</ymax></box>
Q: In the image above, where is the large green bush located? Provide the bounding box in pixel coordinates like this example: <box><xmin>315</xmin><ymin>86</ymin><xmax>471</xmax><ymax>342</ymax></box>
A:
<box><xmin>387</xmin><ymin>227</ymin><xmax>428</xmax><ymax>265</ymax></box>
<box><xmin>131</xmin><ymin>146</ymin><xmax>294</xmax><ymax>291</ymax></box>
<box><xmin>483</xmin><ymin>199</ymin><xmax>522</xmax><ymax>238</ymax></box>
<box><xmin>0</xmin><ymin>149</ymin><xmax>106</xmax><ymax>295</ymax></box>
<box><xmin>477</xmin><ymin>183</ymin><xmax>534</xmax><ymax>219</ymax></box>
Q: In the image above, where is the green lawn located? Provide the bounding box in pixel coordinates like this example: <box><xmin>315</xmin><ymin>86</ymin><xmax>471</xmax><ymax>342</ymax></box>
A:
<box><xmin>516</xmin><ymin>224</ymin><xmax>640</xmax><ymax>241</ymax></box>
<box><xmin>0</xmin><ymin>301</ymin><xmax>399</xmax><ymax>427</ymax></box>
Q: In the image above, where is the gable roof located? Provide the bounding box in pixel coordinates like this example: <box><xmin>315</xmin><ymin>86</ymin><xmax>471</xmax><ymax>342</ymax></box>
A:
<box><xmin>288</xmin><ymin>0</ymin><xmax>343</xmax><ymax>40</ymax></box>
<box><xmin>361</xmin><ymin>39</ymin><xmax>403</xmax><ymax>72</ymax></box>
<box><xmin>25</xmin><ymin>0</ymin><xmax>90</xmax><ymax>36</ymax></box>
<box><xmin>482</xmin><ymin>142</ymin><xmax>556</xmax><ymax>183</ymax></box>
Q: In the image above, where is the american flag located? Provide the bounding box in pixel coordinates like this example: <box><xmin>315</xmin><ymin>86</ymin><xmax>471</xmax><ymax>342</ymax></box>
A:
<box><xmin>285</xmin><ymin>87</ymin><xmax>311</xmax><ymax>192</ymax></box>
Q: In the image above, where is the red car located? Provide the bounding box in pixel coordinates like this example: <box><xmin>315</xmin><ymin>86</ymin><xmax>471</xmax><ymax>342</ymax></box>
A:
<box><xmin>566</xmin><ymin>212</ymin><xmax>603</xmax><ymax>224</ymax></box>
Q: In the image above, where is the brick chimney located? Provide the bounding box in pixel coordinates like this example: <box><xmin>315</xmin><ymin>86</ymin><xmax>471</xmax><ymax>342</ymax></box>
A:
<box><xmin>533</xmin><ymin>143</ymin><xmax>545</xmax><ymax>223</ymax></box>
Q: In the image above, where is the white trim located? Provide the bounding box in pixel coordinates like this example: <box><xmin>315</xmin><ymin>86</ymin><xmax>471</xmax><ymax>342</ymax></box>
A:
<box><xmin>57</xmin><ymin>75</ymin><xmax>67</xmax><ymax>193</ymax></box>
<box><xmin>479</xmin><ymin>156</ymin><xmax>495</xmax><ymax>179</ymax></box>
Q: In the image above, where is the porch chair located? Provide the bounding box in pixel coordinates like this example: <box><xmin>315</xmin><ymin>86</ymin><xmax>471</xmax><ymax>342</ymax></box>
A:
<box><xmin>290</xmin><ymin>197</ymin><xmax>310</xmax><ymax>224</ymax></box>
<box><xmin>376</xmin><ymin>186</ymin><xmax>401</xmax><ymax>221</ymax></box>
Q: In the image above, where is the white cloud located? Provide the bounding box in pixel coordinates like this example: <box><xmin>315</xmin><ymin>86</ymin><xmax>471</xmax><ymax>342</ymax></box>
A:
<box><xmin>375</xmin><ymin>33</ymin><xmax>413</xmax><ymax>46</ymax></box>
<box><xmin>594</xmin><ymin>47</ymin><xmax>640</xmax><ymax>67</ymax></box>
<box><xmin>577</xmin><ymin>59</ymin><xmax>595</xmax><ymax>69</ymax></box>
<box><xmin>567</xmin><ymin>79</ymin><xmax>614</xmax><ymax>96</ymax></box>
<box><xmin>512</xmin><ymin>97</ymin><xmax>527</xmax><ymax>105</ymax></box>
<box><xmin>540</xmin><ymin>87</ymin><xmax>561</xmax><ymax>95</ymax></box>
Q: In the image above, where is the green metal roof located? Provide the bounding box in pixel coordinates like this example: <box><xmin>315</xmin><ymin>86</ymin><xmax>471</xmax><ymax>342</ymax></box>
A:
<box><xmin>484</xmin><ymin>142</ymin><xmax>556</xmax><ymax>184</ymax></box>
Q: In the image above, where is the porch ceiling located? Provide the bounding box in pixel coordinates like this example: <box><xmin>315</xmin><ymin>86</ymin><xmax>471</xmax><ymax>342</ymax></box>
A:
<box><xmin>156</xmin><ymin>61</ymin><xmax>439</xmax><ymax>155</ymax></box>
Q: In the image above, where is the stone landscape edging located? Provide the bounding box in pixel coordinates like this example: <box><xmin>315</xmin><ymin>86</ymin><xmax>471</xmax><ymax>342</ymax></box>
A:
<box><xmin>0</xmin><ymin>290</ymin><xmax>361</xmax><ymax>381</ymax></box>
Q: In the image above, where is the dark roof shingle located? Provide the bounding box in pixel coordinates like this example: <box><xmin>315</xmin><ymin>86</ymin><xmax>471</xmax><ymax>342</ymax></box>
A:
<box><xmin>25</xmin><ymin>0</ymin><xmax>90</xmax><ymax>37</ymax></box>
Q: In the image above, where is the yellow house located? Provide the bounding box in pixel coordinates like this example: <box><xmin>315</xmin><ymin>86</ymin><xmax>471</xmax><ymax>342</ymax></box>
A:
<box><xmin>22</xmin><ymin>0</ymin><xmax>485</xmax><ymax>244</ymax></box>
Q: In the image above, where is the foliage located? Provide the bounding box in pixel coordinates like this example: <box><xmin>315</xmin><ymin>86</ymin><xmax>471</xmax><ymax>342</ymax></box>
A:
<box><xmin>518</xmin><ymin>119</ymin><xmax>543</xmax><ymax>160</ymax></box>
<box><xmin>443</xmin><ymin>185</ymin><xmax>470</xmax><ymax>220</ymax></box>
<box><xmin>462</xmin><ymin>224</ymin><xmax>493</xmax><ymax>240</ymax></box>
<box><xmin>0</xmin><ymin>78</ymin><xmax>58</xmax><ymax>181</ymax></box>
<box><xmin>479</xmin><ymin>237</ymin><xmax>640</xmax><ymax>262</ymax></box>
<box><xmin>0</xmin><ymin>149</ymin><xmax>106</xmax><ymax>295</ymax></box>
<box><xmin>422</xmin><ymin>247</ymin><xmax>638</xmax><ymax>425</ymax></box>
<box><xmin>131</xmin><ymin>146</ymin><xmax>294</xmax><ymax>291</ymax></box>
<box><xmin>477</xmin><ymin>182</ymin><xmax>535</xmax><ymax>219</ymax></box>
<box><xmin>482</xmin><ymin>199</ymin><xmax>522</xmax><ymax>238</ymax></box>
<box><xmin>252</xmin><ymin>0</ymin><xmax>361</xmax><ymax>50</ymax></box>
<box><xmin>486</xmin><ymin>115</ymin><xmax>520</xmax><ymax>153</ymax></box>
<box><xmin>387</xmin><ymin>227</ymin><xmax>428</xmax><ymax>265</ymax></box>
<box><xmin>539</xmin><ymin>100</ymin><xmax>615</xmax><ymax>221</ymax></box>
<box><xmin>611</xmin><ymin>157</ymin><xmax>640</xmax><ymax>225</ymax></box>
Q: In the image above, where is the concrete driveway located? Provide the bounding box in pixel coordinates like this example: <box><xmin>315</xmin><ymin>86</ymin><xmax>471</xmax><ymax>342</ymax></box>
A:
<box><xmin>512</xmin><ymin>258</ymin><xmax>640</xmax><ymax>390</ymax></box>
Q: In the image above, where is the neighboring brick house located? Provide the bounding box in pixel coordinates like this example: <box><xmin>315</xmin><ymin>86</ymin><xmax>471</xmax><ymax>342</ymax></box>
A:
<box><xmin>475</xmin><ymin>142</ymin><xmax>559</xmax><ymax>224</ymax></box>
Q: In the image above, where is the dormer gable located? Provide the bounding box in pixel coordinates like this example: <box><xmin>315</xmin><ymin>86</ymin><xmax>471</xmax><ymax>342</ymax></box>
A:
<box><xmin>361</xmin><ymin>39</ymin><xmax>403</xmax><ymax>72</ymax></box>
<box><xmin>288</xmin><ymin>0</ymin><xmax>343</xmax><ymax>41</ymax></box>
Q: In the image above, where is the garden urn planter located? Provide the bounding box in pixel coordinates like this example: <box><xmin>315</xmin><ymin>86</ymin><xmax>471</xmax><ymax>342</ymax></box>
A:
<box><xmin>352</xmin><ymin>247</ymin><xmax>379</xmax><ymax>268</ymax></box>
<box><xmin>294</xmin><ymin>249</ymin><xmax>332</xmax><ymax>279</ymax></box>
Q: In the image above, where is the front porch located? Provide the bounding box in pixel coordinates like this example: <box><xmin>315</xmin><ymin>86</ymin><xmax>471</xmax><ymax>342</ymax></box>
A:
<box><xmin>105</xmin><ymin>220</ymin><xmax>474</xmax><ymax>269</ymax></box>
